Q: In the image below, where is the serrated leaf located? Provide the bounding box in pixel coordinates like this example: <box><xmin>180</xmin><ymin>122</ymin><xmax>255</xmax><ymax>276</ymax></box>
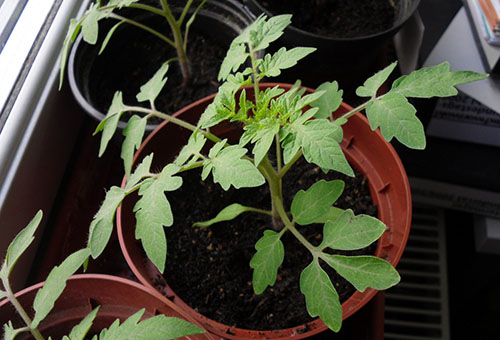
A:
<box><xmin>206</xmin><ymin>145</ymin><xmax>265</xmax><ymax>190</ymax></box>
<box><xmin>281</xmin><ymin>131</ymin><xmax>300</xmax><ymax>165</ymax></box>
<box><xmin>321</xmin><ymin>255</ymin><xmax>400</xmax><ymax>292</ymax></box>
<box><xmin>365</xmin><ymin>92</ymin><xmax>425</xmax><ymax>149</ymax></box>
<box><xmin>136</xmin><ymin>62</ymin><xmax>169</xmax><ymax>104</ymax></box>
<box><xmin>1</xmin><ymin>210</ymin><xmax>42</xmax><ymax>277</ymax></box>
<box><xmin>99</xmin><ymin>21</ymin><xmax>123</xmax><ymax>55</ymax></box>
<box><xmin>260</xmin><ymin>47</ymin><xmax>316</xmax><ymax>78</ymax></box>
<box><xmin>94</xmin><ymin>91</ymin><xmax>127</xmax><ymax>157</ymax></box>
<box><xmin>32</xmin><ymin>248</ymin><xmax>90</xmax><ymax>328</ymax></box>
<box><xmin>194</xmin><ymin>203</ymin><xmax>250</xmax><ymax>227</ymax></box>
<box><xmin>88</xmin><ymin>187</ymin><xmax>125</xmax><ymax>258</ymax></box>
<box><xmin>3</xmin><ymin>321</ymin><xmax>21</xmax><ymax>340</ymax></box>
<box><xmin>59</xmin><ymin>18</ymin><xmax>81</xmax><ymax>89</ymax></box>
<box><xmin>99</xmin><ymin>310</ymin><xmax>204</xmax><ymax>340</ymax></box>
<box><xmin>253</xmin><ymin>14</ymin><xmax>292</xmax><ymax>51</ymax></box>
<box><xmin>68</xmin><ymin>307</ymin><xmax>100</xmax><ymax>340</ymax></box>
<box><xmin>81</xmin><ymin>4</ymin><xmax>101</xmax><ymax>44</ymax></box>
<box><xmin>391</xmin><ymin>62</ymin><xmax>488</xmax><ymax>98</ymax></box>
<box><xmin>300</xmin><ymin>260</ymin><xmax>342</xmax><ymax>332</ymax></box>
<box><xmin>133</xmin><ymin>164</ymin><xmax>182</xmax><ymax>272</ymax></box>
<box><xmin>250</xmin><ymin>230</ymin><xmax>285</xmax><ymax>294</ymax></box>
<box><xmin>174</xmin><ymin>133</ymin><xmax>206</xmax><ymax>168</ymax></box>
<box><xmin>294</xmin><ymin>119</ymin><xmax>353</xmax><ymax>176</ymax></box>
<box><xmin>218</xmin><ymin>43</ymin><xmax>248</xmax><ymax>81</ymax></box>
<box><xmin>121</xmin><ymin>115</ymin><xmax>147</xmax><ymax>179</ymax></box>
<box><xmin>310</xmin><ymin>81</ymin><xmax>343</xmax><ymax>118</ymax></box>
<box><xmin>125</xmin><ymin>153</ymin><xmax>153</xmax><ymax>190</ymax></box>
<box><xmin>291</xmin><ymin>180</ymin><xmax>344</xmax><ymax>225</ymax></box>
<box><xmin>252</xmin><ymin>121</ymin><xmax>280</xmax><ymax>166</ymax></box>
<box><xmin>356</xmin><ymin>62</ymin><xmax>398</xmax><ymax>98</ymax></box>
<box><xmin>319</xmin><ymin>210</ymin><xmax>386</xmax><ymax>251</ymax></box>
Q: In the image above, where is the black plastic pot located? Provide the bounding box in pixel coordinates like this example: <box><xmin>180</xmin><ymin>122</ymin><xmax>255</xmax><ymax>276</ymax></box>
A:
<box><xmin>242</xmin><ymin>0</ymin><xmax>420</xmax><ymax>93</ymax></box>
<box><xmin>68</xmin><ymin>0</ymin><xmax>257</xmax><ymax>131</ymax></box>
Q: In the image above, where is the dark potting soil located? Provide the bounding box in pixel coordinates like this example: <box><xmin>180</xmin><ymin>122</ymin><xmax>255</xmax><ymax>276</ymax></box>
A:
<box><xmin>88</xmin><ymin>19</ymin><xmax>225</xmax><ymax>122</ymax></box>
<box><xmin>160</xmin><ymin>157</ymin><xmax>378</xmax><ymax>330</ymax></box>
<box><xmin>259</xmin><ymin>0</ymin><xmax>397</xmax><ymax>38</ymax></box>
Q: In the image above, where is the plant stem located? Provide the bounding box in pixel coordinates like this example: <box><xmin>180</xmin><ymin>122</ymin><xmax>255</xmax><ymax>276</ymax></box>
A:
<box><xmin>108</xmin><ymin>14</ymin><xmax>176</xmax><ymax>48</ymax></box>
<box><xmin>275</xmin><ymin>134</ymin><xmax>282</xmax><ymax>173</ymax></box>
<box><xmin>249</xmin><ymin>46</ymin><xmax>260</xmax><ymax>99</ymax></box>
<box><xmin>278</xmin><ymin>150</ymin><xmax>302</xmax><ymax>179</ymax></box>
<box><xmin>259</xmin><ymin>156</ymin><xmax>283</xmax><ymax>230</ymax></box>
<box><xmin>177</xmin><ymin>0</ymin><xmax>194</xmax><ymax>25</ymax></box>
<box><xmin>161</xmin><ymin>0</ymin><xmax>191</xmax><ymax>84</ymax></box>
<box><xmin>1</xmin><ymin>276</ymin><xmax>45</xmax><ymax>340</ymax></box>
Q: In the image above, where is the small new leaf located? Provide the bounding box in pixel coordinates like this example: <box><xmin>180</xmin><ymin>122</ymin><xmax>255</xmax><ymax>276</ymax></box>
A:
<box><xmin>81</xmin><ymin>4</ymin><xmax>102</xmax><ymax>45</ymax></box>
<box><xmin>260</xmin><ymin>47</ymin><xmax>316</xmax><ymax>78</ymax></box>
<box><xmin>194</xmin><ymin>203</ymin><xmax>251</xmax><ymax>228</ymax></box>
<box><xmin>206</xmin><ymin>145</ymin><xmax>265</xmax><ymax>190</ymax></box>
<box><xmin>356</xmin><ymin>62</ymin><xmax>398</xmax><ymax>98</ymax></box>
<box><xmin>241</xmin><ymin>14</ymin><xmax>291</xmax><ymax>51</ymax></box>
<box><xmin>391</xmin><ymin>62</ymin><xmax>488</xmax><ymax>98</ymax></box>
<box><xmin>136</xmin><ymin>62</ymin><xmax>169</xmax><ymax>104</ymax></box>
<box><xmin>319</xmin><ymin>210</ymin><xmax>386</xmax><ymax>251</ymax></box>
<box><xmin>250</xmin><ymin>230</ymin><xmax>284</xmax><ymax>294</ymax></box>
<box><xmin>3</xmin><ymin>321</ymin><xmax>20</xmax><ymax>340</ymax></box>
<box><xmin>1</xmin><ymin>210</ymin><xmax>42</xmax><ymax>276</ymax></box>
<box><xmin>121</xmin><ymin>115</ymin><xmax>147</xmax><ymax>179</ymax></box>
<box><xmin>88</xmin><ymin>187</ymin><xmax>125</xmax><ymax>258</ymax></box>
<box><xmin>300</xmin><ymin>260</ymin><xmax>342</xmax><ymax>332</ymax></box>
<box><xmin>174</xmin><ymin>133</ymin><xmax>206</xmax><ymax>168</ymax></box>
<box><xmin>125</xmin><ymin>153</ymin><xmax>153</xmax><ymax>190</ymax></box>
<box><xmin>218</xmin><ymin>43</ymin><xmax>248</xmax><ymax>81</ymax></box>
<box><xmin>321</xmin><ymin>255</ymin><xmax>400</xmax><ymax>292</ymax></box>
<box><xmin>94</xmin><ymin>91</ymin><xmax>127</xmax><ymax>157</ymax></box>
<box><xmin>68</xmin><ymin>307</ymin><xmax>100</xmax><ymax>340</ymax></box>
<box><xmin>310</xmin><ymin>81</ymin><xmax>343</xmax><ymax>118</ymax></box>
<box><xmin>251</xmin><ymin>121</ymin><xmax>280</xmax><ymax>166</ymax></box>
<box><xmin>32</xmin><ymin>248</ymin><xmax>91</xmax><ymax>328</ymax></box>
<box><xmin>365</xmin><ymin>93</ymin><xmax>425</xmax><ymax>149</ymax></box>
<box><xmin>291</xmin><ymin>180</ymin><xmax>344</xmax><ymax>225</ymax></box>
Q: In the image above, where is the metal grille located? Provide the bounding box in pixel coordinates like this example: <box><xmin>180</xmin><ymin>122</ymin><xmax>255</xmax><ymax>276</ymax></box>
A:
<box><xmin>384</xmin><ymin>206</ymin><xmax>450</xmax><ymax>340</ymax></box>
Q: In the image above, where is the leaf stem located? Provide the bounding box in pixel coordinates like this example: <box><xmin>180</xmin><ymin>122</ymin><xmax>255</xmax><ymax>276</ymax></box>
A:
<box><xmin>107</xmin><ymin>14</ymin><xmax>176</xmax><ymax>48</ymax></box>
<box><xmin>177</xmin><ymin>0</ymin><xmax>193</xmax><ymax>25</ymax></box>
<box><xmin>1</xmin><ymin>276</ymin><xmax>45</xmax><ymax>340</ymax></box>
<box><xmin>278</xmin><ymin>150</ymin><xmax>302</xmax><ymax>179</ymax></box>
<box><xmin>249</xmin><ymin>45</ymin><xmax>260</xmax><ymax>99</ymax></box>
<box><xmin>275</xmin><ymin>134</ymin><xmax>282</xmax><ymax>173</ymax></box>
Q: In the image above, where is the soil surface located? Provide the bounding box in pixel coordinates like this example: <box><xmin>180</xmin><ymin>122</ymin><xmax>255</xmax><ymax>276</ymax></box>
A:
<box><xmin>86</xmin><ymin>15</ymin><xmax>226</xmax><ymax>122</ymax></box>
<box><xmin>259</xmin><ymin>0</ymin><xmax>397</xmax><ymax>38</ymax></box>
<box><xmin>160</xmin><ymin>157</ymin><xmax>378</xmax><ymax>330</ymax></box>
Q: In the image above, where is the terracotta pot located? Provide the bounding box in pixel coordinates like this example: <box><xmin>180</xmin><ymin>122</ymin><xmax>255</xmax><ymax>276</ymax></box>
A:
<box><xmin>0</xmin><ymin>274</ymin><xmax>213</xmax><ymax>340</ymax></box>
<box><xmin>241</xmin><ymin>0</ymin><xmax>420</xmax><ymax>91</ymax></box>
<box><xmin>68</xmin><ymin>0</ymin><xmax>257</xmax><ymax>131</ymax></box>
<box><xmin>116</xmin><ymin>83</ymin><xmax>412</xmax><ymax>339</ymax></box>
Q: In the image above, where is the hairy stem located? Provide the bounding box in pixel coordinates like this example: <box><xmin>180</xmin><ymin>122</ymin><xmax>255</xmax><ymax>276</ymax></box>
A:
<box><xmin>249</xmin><ymin>46</ymin><xmax>260</xmax><ymax>99</ymax></box>
<box><xmin>259</xmin><ymin>156</ymin><xmax>283</xmax><ymax>230</ymax></box>
<box><xmin>1</xmin><ymin>277</ymin><xmax>45</xmax><ymax>340</ymax></box>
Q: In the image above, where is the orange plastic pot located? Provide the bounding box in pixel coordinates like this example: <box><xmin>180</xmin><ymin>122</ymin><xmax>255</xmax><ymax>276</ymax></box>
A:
<box><xmin>116</xmin><ymin>83</ymin><xmax>412</xmax><ymax>339</ymax></box>
<box><xmin>0</xmin><ymin>274</ymin><xmax>213</xmax><ymax>340</ymax></box>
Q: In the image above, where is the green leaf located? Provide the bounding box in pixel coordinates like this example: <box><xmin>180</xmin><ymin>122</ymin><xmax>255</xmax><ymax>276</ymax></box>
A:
<box><xmin>250</xmin><ymin>230</ymin><xmax>285</xmax><ymax>294</ymax></box>
<box><xmin>121</xmin><ymin>115</ymin><xmax>147</xmax><ymax>179</ymax></box>
<box><xmin>253</xmin><ymin>15</ymin><xmax>292</xmax><ymax>51</ymax></box>
<box><xmin>321</xmin><ymin>255</ymin><xmax>400</xmax><ymax>292</ymax></box>
<box><xmin>251</xmin><ymin>121</ymin><xmax>280</xmax><ymax>166</ymax></box>
<box><xmin>194</xmin><ymin>203</ymin><xmax>251</xmax><ymax>227</ymax></box>
<box><xmin>291</xmin><ymin>180</ymin><xmax>344</xmax><ymax>225</ymax></box>
<box><xmin>99</xmin><ymin>310</ymin><xmax>204</xmax><ymax>340</ymax></box>
<box><xmin>1</xmin><ymin>210</ymin><xmax>42</xmax><ymax>277</ymax></box>
<box><xmin>107</xmin><ymin>0</ymin><xmax>140</xmax><ymax>8</ymax></box>
<box><xmin>99</xmin><ymin>21</ymin><xmax>123</xmax><ymax>55</ymax></box>
<box><xmin>205</xmin><ymin>145</ymin><xmax>265</xmax><ymax>190</ymax></box>
<box><xmin>3</xmin><ymin>321</ymin><xmax>21</xmax><ymax>340</ymax></box>
<box><xmin>294</xmin><ymin>119</ymin><xmax>353</xmax><ymax>176</ymax></box>
<box><xmin>32</xmin><ymin>248</ymin><xmax>91</xmax><ymax>328</ymax></box>
<box><xmin>68</xmin><ymin>307</ymin><xmax>100</xmax><ymax>340</ymax></box>
<box><xmin>218</xmin><ymin>43</ymin><xmax>248</xmax><ymax>81</ymax></box>
<box><xmin>94</xmin><ymin>91</ymin><xmax>127</xmax><ymax>157</ymax></box>
<box><xmin>319</xmin><ymin>210</ymin><xmax>386</xmax><ymax>251</ymax></box>
<box><xmin>365</xmin><ymin>93</ymin><xmax>425</xmax><ymax>149</ymax></box>
<box><xmin>133</xmin><ymin>164</ymin><xmax>182</xmax><ymax>272</ymax></box>
<box><xmin>391</xmin><ymin>62</ymin><xmax>488</xmax><ymax>98</ymax></box>
<box><xmin>310</xmin><ymin>82</ymin><xmax>343</xmax><ymax>118</ymax></box>
<box><xmin>136</xmin><ymin>62</ymin><xmax>169</xmax><ymax>104</ymax></box>
<box><xmin>300</xmin><ymin>260</ymin><xmax>342</xmax><ymax>332</ymax></box>
<box><xmin>356</xmin><ymin>62</ymin><xmax>398</xmax><ymax>98</ymax></box>
<box><xmin>260</xmin><ymin>47</ymin><xmax>316</xmax><ymax>78</ymax></box>
<box><xmin>81</xmin><ymin>4</ymin><xmax>101</xmax><ymax>45</ymax></box>
<box><xmin>174</xmin><ymin>133</ymin><xmax>206</xmax><ymax>168</ymax></box>
<box><xmin>313</xmin><ymin>206</ymin><xmax>345</xmax><ymax>224</ymax></box>
<box><xmin>59</xmin><ymin>18</ymin><xmax>81</xmax><ymax>89</ymax></box>
<box><xmin>88</xmin><ymin>187</ymin><xmax>125</xmax><ymax>258</ymax></box>
<box><xmin>125</xmin><ymin>153</ymin><xmax>153</xmax><ymax>190</ymax></box>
